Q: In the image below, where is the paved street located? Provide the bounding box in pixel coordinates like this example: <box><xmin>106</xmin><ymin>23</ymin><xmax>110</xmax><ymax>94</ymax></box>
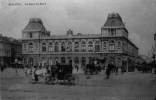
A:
<box><xmin>0</xmin><ymin>68</ymin><xmax>156</xmax><ymax>100</ymax></box>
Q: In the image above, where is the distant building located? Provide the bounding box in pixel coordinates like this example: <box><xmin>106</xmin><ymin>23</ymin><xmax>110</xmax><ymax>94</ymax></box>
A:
<box><xmin>0</xmin><ymin>34</ymin><xmax>22</xmax><ymax>66</ymax></box>
<box><xmin>22</xmin><ymin>13</ymin><xmax>139</xmax><ymax>72</ymax></box>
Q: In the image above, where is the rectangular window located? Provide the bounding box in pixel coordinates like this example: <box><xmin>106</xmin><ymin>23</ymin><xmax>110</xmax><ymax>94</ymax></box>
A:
<box><xmin>42</xmin><ymin>47</ymin><xmax>46</xmax><ymax>52</ymax></box>
<box><xmin>81</xmin><ymin>46</ymin><xmax>86</xmax><ymax>51</ymax></box>
<box><xmin>29</xmin><ymin>47</ymin><xmax>33</xmax><ymax>51</ymax></box>
<box><xmin>103</xmin><ymin>42</ymin><xmax>106</xmax><ymax>49</ymax></box>
<box><xmin>75</xmin><ymin>46</ymin><xmax>79</xmax><ymax>52</ymax></box>
<box><xmin>48</xmin><ymin>46</ymin><xmax>53</xmax><ymax>51</ymax></box>
<box><xmin>109</xmin><ymin>44</ymin><xmax>115</xmax><ymax>51</ymax></box>
<box><xmin>55</xmin><ymin>46</ymin><xmax>59</xmax><ymax>52</ymax></box>
<box><xmin>95</xmin><ymin>45</ymin><xmax>100</xmax><ymax>52</ymax></box>
<box><xmin>61</xmin><ymin>46</ymin><xmax>65</xmax><ymax>52</ymax></box>
<box><xmin>88</xmin><ymin>46</ymin><xmax>93</xmax><ymax>52</ymax></box>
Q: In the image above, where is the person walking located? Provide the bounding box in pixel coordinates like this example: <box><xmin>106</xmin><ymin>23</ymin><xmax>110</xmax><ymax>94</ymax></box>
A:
<box><xmin>115</xmin><ymin>65</ymin><xmax>119</xmax><ymax>75</ymax></box>
<box><xmin>105</xmin><ymin>62</ymin><xmax>113</xmax><ymax>79</ymax></box>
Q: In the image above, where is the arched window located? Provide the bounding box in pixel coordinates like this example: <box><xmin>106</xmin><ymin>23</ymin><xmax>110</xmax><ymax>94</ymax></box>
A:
<box><xmin>81</xmin><ymin>57</ymin><xmax>86</xmax><ymax>65</ymax></box>
<box><xmin>61</xmin><ymin>57</ymin><xmax>66</xmax><ymax>64</ymax></box>
<box><xmin>95</xmin><ymin>41</ymin><xmax>100</xmax><ymax>52</ymax></box>
<box><xmin>48</xmin><ymin>42</ymin><xmax>53</xmax><ymax>51</ymax></box>
<box><xmin>109</xmin><ymin>40</ymin><xmax>115</xmax><ymax>51</ymax></box>
<box><xmin>55</xmin><ymin>42</ymin><xmax>59</xmax><ymax>52</ymax></box>
<box><xmin>81</xmin><ymin>41</ymin><xmax>86</xmax><ymax>51</ymax></box>
<box><xmin>42</xmin><ymin>57</ymin><xmax>46</xmax><ymax>66</ymax></box>
<box><xmin>54</xmin><ymin>57</ymin><xmax>59</xmax><ymax>65</ymax></box>
<box><xmin>61</xmin><ymin>42</ymin><xmax>65</xmax><ymax>52</ymax></box>
<box><xmin>74</xmin><ymin>42</ymin><xmax>79</xmax><ymax>52</ymax></box>
<box><xmin>29</xmin><ymin>43</ymin><xmax>33</xmax><ymax>51</ymax></box>
<box><xmin>35</xmin><ymin>43</ymin><xmax>38</xmax><ymax>50</ymax></box>
<box><xmin>67</xmin><ymin>42</ymin><xmax>72</xmax><ymax>52</ymax></box>
<box><xmin>88</xmin><ymin>41</ymin><xmax>93</xmax><ymax>52</ymax></box>
<box><xmin>48</xmin><ymin>57</ymin><xmax>53</xmax><ymax>66</ymax></box>
<box><xmin>42</xmin><ymin>42</ymin><xmax>46</xmax><ymax>52</ymax></box>
<box><xmin>67</xmin><ymin>57</ymin><xmax>72</xmax><ymax>65</ymax></box>
<box><xmin>103</xmin><ymin>42</ymin><xmax>106</xmax><ymax>49</ymax></box>
<box><xmin>74</xmin><ymin>57</ymin><xmax>79</xmax><ymax>64</ymax></box>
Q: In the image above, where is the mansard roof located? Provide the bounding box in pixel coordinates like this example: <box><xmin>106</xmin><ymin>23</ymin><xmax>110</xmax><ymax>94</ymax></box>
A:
<box><xmin>23</xmin><ymin>18</ymin><xmax>48</xmax><ymax>32</ymax></box>
<box><xmin>103</xmin><ymin>12</ymin><xmax>125</xmax><ymax>27</ymax></box>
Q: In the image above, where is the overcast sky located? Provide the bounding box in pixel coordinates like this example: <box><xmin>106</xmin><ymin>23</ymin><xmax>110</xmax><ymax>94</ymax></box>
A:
<box><xmin>0</xmin><ymin>0</ymin><xmax>156</xmax><ymax>56</ymax></box>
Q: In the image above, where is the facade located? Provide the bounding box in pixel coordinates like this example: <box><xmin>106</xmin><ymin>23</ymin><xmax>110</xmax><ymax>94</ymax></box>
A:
<box><xmin>22</xmin><ymin>13</ymin><xmax>139</xmax><ymax>72</ymax></box>
<box><xmin>0</xmin><ymin>34</ymin><xmax>22</xmax><ymax>66</ymax></box>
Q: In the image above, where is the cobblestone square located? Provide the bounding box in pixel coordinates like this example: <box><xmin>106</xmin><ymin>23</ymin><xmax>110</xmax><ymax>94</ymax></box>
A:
<box><xmin>1</xmin><ymin>68</ymin><xmax>156</xmax><ymax>100</ymax></box>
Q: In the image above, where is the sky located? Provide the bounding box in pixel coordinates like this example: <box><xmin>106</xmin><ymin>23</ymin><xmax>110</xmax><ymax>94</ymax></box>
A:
<box><xmin>0</xmin><ymin>0</ymin><xmax>156</xmax><ymax>56</ymax></box>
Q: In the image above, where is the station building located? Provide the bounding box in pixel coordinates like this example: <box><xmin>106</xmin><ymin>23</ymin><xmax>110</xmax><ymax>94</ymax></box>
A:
<box><xmin>22</xmin><ymin>13</ymin><xmax>139</xmax><ymax>71</ymax></box>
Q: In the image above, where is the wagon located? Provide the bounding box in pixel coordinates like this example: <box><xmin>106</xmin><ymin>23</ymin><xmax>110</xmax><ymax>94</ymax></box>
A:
<box><xmin>45</xmin><ymin>64</ymin><xmax>79</xmax><ymax>85</ymax></box>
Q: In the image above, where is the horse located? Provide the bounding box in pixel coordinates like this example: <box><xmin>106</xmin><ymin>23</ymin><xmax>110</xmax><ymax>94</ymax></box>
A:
<box><xmin>25</xmin><ymin>67</ymin><xmax>48</xmax><ymax>83</ymax></box>
<box><xmin>25</xmin><ymin>68</ymin><xmax>48</xmax><ymax>76</ymax></box>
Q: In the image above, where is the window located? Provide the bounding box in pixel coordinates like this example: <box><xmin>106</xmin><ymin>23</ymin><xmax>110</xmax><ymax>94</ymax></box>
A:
<box><xmin>61</xmin><ymin>42</ymin><xmax>65</xmax><ymax>52</ymax></box>
<box><xmin>74</xmin><ymin>57</ymin><xmax>79</xmax><ymax>64</ymax></box>
<box><xmin>67</xmin><ymin>42</ymin><xmax>72</xmax><ymax>52</ymax></box>
<box><xmin>24</xmin><ymin>44</ymin><xmax>26</xmax><ymax>51</ymax></box>
<box><xmin>109</xmin><ymin>41</ymin><xmax>115</xmax><ymax>51</ymax></box>
<box><xmin>48</xmin><ymin>42</ymin><xmax>53</xmax><ymax>51</ymax></box>
<box><xmin>55</xmin><ymin>42</ymin><xmax>59</xmax><ymax>52</ymax></box>
<box><xmin>95</xmin><ymin>41</ymin><xmax>100</xmax><ymax>52</ymax></box>
<box><xmin>61</xmin><ymin>57</ymin><xmax>66</xmax><ymax>64</ymax></box>
<box><xmin>35</xmin><ymin>43</ymin><xmax>38</xmax><ymax>50</ymax></box>
<box><xmin>118</xmin><ymin>42</ymin><xmax>121</xmax><ymax>49</ymax></box>
<box><xmin>81</xmin><ymin>41</ymin><xmax>86</xmax><ymax>52</ymax></box>
<box><xmin>74</xmin><ymin>42</ymin><xmax>79</xmax><ymax>52</ymax></box>
<box><xmin>30</xmin><ymin>32</ymin><xmax>33</xmax><ymax>38</ymax></box>
<box><xmin>88</xmin><ymin>41</ymin><xmax>93</xmax><ymax>52</ymax></box>
<box><xmin>48</xmin><ymin>57</ymin><xmax>53</xmax><ymax>65</ymax></box>
<box><xmin>103</xmin><ymin>42</ymin><xmax>106</xmax><ymax>49</ymax></box>
<box><xmin>111</xmin><ymin>29</ymin><xmax>114</xmax><ymax>36</ymax></box>
<box><xmin>42</xmin><ymin>57</ymin><xmax>46</xmax><ymax>65</ymax></box>
<box><xmin>42</xmin><ymin>42</ymin><xmax>46</xmax><ymax>52</ymax></box>
<box><xmin>29</xmin><ymin>43</ymin><xmax>33</xmax><ymax>52</ymax></box>
<box><xmin>81</xmin><ymin>57</ymin><xmax>86</xmax><ymax>65</ymax></box>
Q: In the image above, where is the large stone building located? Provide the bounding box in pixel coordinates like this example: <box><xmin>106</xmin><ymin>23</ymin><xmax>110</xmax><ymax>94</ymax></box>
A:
<box><xmin>22</xmin><ymin>13</ymin><xmax>139</xmax><ymax>71</ymax></box>
<box><xmin>0</xmin><ymin>34</ymin><xmax>22</xmax><ymax>66</ymax></box>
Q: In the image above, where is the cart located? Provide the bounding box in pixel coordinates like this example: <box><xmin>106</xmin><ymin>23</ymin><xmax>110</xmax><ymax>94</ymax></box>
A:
<box><xmin>45</xmin><ymin>64</ymin><xmax>79</xmax><ymax>85</ymax></box>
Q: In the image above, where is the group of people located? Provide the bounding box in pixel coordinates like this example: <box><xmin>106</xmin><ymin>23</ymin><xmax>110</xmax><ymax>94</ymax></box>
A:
<box><xmin>105</xmin><ymin>62</ymin><xmax>125</xmax><ymax>79</ymax></box>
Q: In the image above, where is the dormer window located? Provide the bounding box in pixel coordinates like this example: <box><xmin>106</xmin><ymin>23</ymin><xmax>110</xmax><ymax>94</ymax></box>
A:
<box><xmin>111</xmin><ymin>21</ymin><xmax>115</xmax><ymax>26</ymax></box>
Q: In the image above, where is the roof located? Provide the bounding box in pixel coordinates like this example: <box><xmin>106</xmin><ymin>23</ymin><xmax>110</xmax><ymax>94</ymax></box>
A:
<box><xmin>23</xmin><ymin>18</ymin><xmax>47</xmax><ymax>32</ymax></box>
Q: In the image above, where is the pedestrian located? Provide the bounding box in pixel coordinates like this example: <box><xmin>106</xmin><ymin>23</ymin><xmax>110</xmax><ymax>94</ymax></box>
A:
<box><xmin>76</xmin><ymin>64</ymin><xmax>79</xmax><ymax>72</ymax></box>
<box><xmin>0</xmin><ymin>63</ymin><xmax>4</xmax><ymax>72</ymax></box>
<box><xmin>115</xmin><ymin>65</ymin><xmax>119</xmax><ymax>75</ymax></box>
<box><xmin>105</xmin><ymin>62</ymin><xmax>113</xmax><ymax>79</ymax></box>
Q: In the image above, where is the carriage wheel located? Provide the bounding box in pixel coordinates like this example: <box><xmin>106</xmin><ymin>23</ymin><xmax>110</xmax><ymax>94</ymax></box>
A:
<box><xmin>51</xmin><ymin>76</ymin><xmax>58</xmax><ymax>84</ymax></box>
<box><xmin>45</xmin><ymin>76</ymin><xmax>52</xmax><ymax>84</ymax></box>
<box><xmin>73</xmin><ymin>74</ymin><xmax>79</xmax><ymax>84</ymax></box>
<box><xmin>64</xmin><ymin>74</ymin><xmax>75</xmax><ymax>85</ymax></box>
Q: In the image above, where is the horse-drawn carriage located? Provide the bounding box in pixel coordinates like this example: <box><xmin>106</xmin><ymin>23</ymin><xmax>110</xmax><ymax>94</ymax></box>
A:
<box><xmin>45</xmin><ymin>64</ymin><xmax>79</xmax><ymax>85</ymax></box>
